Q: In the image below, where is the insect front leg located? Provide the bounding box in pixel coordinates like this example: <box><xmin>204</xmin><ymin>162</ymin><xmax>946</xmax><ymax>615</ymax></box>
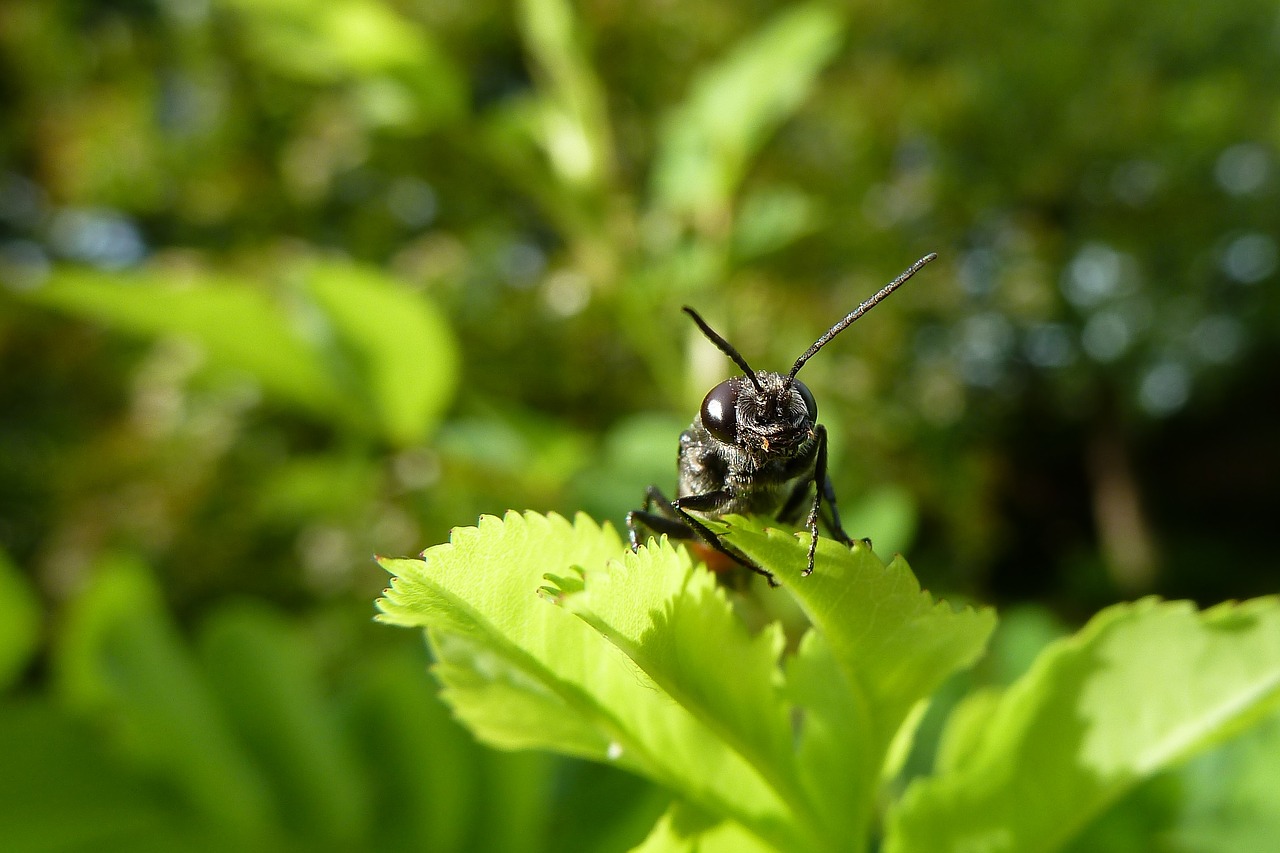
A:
<box><xmin>671</xmin><ymin>490</ymin><xmax>780</xmax><ymax>587</ymax></box>
<box><xmin>627</xmin><ymin>486</ymin><xmax>695</xmax><ymax>551</ymax></box>
<box><xmin>801</xmin><ymin>425</ymin><xmax>840</xmax><ymax>576</ymax></box>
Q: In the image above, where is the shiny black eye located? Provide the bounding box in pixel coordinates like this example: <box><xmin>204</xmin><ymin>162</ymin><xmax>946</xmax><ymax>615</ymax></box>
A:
<box><xmin>700</xmin><ymin>379</ymin><xmax>739</xmax><ymax>444</ymax></box>
<box><xmin>793</xmin><ymin>379</ymin><xmax>818</xmax><ymax>421</ymax></box>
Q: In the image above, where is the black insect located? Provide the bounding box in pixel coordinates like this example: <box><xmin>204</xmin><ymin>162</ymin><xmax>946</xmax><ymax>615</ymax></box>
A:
<box><xmin>626</xmin><ymin>253</ymin><xmax>937</xmax><ymax>586</ymax></box>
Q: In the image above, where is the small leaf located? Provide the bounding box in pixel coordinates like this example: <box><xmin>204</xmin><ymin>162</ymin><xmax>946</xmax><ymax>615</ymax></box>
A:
<box><xmin>885</xmin><ymin>596</ymin><xmax>1280</xmax><ymax>853</ymax></box>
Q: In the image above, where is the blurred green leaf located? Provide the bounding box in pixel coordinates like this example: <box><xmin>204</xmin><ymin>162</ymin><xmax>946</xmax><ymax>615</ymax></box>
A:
<box><xmin>0</xmin><ymin>550</ymin><xmax>39</xmax><ymax>690</ymax></box>
<box><xmin>652</xmin><ymin>3</ymin><xmax>845</xmax><ymax>226</ymax></box>
<box><xmin>307</xmin><ymin>263</ymin><xmax>459</xmax><ymax>446</ymax></box>
<box><xmin>1161</xmin><ymin>707</ymin><xmax>1280</xmax><ymax>851</ymax></box>
<box><xmin>29</xmin><ymin>268</ymin><xmax>354</xmax><ymax>427</ymax></box>
<box><xmin>885</xmin><ymin>596</ymin><xmax>1280</xmax><ymax>853</ymax></box>
<box><xmin>253</xmin><ymin>453</ymin><xmax>382</xmax><ymax>523</ymax></box>
<box><xmin>222</xmin><ymin>0</ymin><xmax>466</xmax><ymax>130</ymax></box>
<box><xmin>53</xmin><ymin>556</ymin><xmax>276</xmax><ymax>843</ymax></box>
<box><xmin>198</xmin><ymin>604</ymin><xmax>368</xmax><ymax>846</ymax></box>
<box><xmin>472</xmin><ymin>749</ymin><xmax>556</xmax><ymax>853</ymax></box>
<box><xmin>843</xmin><ymin>484</ymin><xmax>921</xmax><ymax>558</ymax></box>
<box><xmin>731</xmin><ymin>185</ymin><xmax>823</xmax><ymax>260</ymax></box>
<box><xmin>568</xmin><ymin>412</ymin><xmax>690</xmax><ymax>529</ymax></box>
<box><xmin>0</xmin><ymin>699</ymin><xmax>222</xmax><ymax>852</ymax></box>
<box><xmin>632</xmin><ymin>801</ymin><xmax>777</xmax><ymax>853</ymax></box>
<box><xmin>346</xmin><ymin>648</ymin><xmax>482</xmax><ymax>853</ymax></box>
<box><xmin>515</xmin><ymin>0</ymin><xmax>614</xmax><ymax>191</ymax></box>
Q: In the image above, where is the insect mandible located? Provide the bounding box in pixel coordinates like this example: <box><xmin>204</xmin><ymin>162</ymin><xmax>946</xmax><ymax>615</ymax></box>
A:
<box><xmin>626</xmin><ymin>253</ymin><xmax>937</xmax><ymax>586</ymax></box>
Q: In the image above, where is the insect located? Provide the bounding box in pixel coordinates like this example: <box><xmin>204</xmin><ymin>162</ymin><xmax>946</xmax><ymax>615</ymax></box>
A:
<box><xmin>626</xmin><ymin>253</ymin><xmax>937</xmax><ymax>586</ymax></box>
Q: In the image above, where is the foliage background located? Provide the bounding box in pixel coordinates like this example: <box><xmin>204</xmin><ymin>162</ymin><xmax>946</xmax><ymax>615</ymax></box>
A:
<box><xmin>1</xmin><ymin>0</ymin><xmax>1277</xmax><ymax>849</ymax></box>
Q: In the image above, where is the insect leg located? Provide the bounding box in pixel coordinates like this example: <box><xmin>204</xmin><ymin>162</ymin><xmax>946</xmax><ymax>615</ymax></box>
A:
<box><xmin>627</xmin><ymin>486</ymin><xmax>694</xmax><ymax>551</ymax></box>
<box><xmin>801</xmin><ymin>425</ymin><xmax>839</xmax><ymax>576</ymax></box>
<box><xmin>671</xmin><ymin>491</ymin><xmax>780</xmax><ymax>587</ymax></box>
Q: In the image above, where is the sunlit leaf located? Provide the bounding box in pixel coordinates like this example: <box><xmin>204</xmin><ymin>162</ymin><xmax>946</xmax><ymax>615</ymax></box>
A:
<box><xmin>720</xmin><ymin>516</ymin><xmax>995</xmax><ymax>844</ymax></box>
<box><xmin>380</xmin><ymin>511</ymin><xmax>994</xmax><ymax>852</ymax></box>
<box><xmin>551</xmin><ymin>539</ymin><xmax>809</xmax><ymax>831</ymax></box>
<box><xmin>885</xmin><ymin>596</ymin><xmax>1280</xmax><ymax>853</ymax></box>
<box><xmin>631</xmin><ymin>801</ymin><xmax>776</xmax><ymax>853</ymax></box>
<box><xmin>1159</xmin><ymin>707</ymin><xmax>1280</xmax><ymax>851</ymax></box>
<box><xmin>376</xmin><ymin>511</ymin><xmax>805</xmax><ymax>852</ymax></box>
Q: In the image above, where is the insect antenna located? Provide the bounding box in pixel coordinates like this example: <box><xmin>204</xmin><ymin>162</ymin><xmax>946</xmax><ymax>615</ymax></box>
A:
<box><xmin>682</xmin><ymin>307</ymin><xmax>766</xmax><ymax>393</ymax></box>
<box><xmin>787</xmin><ymin>252</ymin><xmax>937</xmax><ymax>382</ymax></box>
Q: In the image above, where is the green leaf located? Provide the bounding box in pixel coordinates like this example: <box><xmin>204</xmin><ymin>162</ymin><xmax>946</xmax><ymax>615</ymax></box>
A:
<box><xmin>26</xmin><ymin>264</ymin><xmax>459</xmax><ymax>444</ymax></box>
<box><xmin>552</xmin><ymin>538</ymin><xmax>815</xmax><ymax>836</ymax></box>
<box><xmin>376</xmin><ymin>512</ymin><xmax>805</xmax><ymax>852</ymax></box>
<box><xmin>718</xmin><ymin>516</ymin><xmax>995</xmax><ymax>846</ymax></box>
<box><xmin>380</xmin><ymin>512</ymin><xmax>996</xmax><ymax>853</ymax></box>
<box><xmin>652</xmin><ymin>3</ymin><xmax>845</xmax><ymax>225</ymax></box>
<box><xmin>306</xmin><ymin>263</ymin><xmax>459</xmax><ymax>446</ymax></box>
<box><xmin>53</xmin><ymin>556</ymin><xmax>276</xmax><ymax>842</ymax></box>
<box><xmin>721</xmin><ymin>519</ymin><xmax>995</xmax><ymax>730</ymax></box>
<box><xmin>0</xmin><ymin>549</ymin><xmax>39</xmax><ymax>690</ymax></box>
<box><xmin>1159</xmin><ymin>707</ymin><xmax>1280</xmax><ymax>851</ymax></box>
<box><xmin>29</xmin><ymin>267</ymin><xmax>352</xmax><ymax>425</ymax></box>
<box><xmin>731</xmin><ymin>185</ymin><xmax>823</xmax><ymax>260</ymax></box>
<box><xmin>885</xmin><ymin>596</ymin><xmax>1280</xmax><ymax>853</ymax></box>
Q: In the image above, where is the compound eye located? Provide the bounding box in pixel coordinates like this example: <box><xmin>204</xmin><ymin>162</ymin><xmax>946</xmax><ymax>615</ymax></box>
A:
<box><xmin>793</xmin><ymin>379</ymin><xmax>818</xmax><ymax>421</ymax></box>
<box><xmin>700</xmin><ymin>379</ymin><xmax>739</xmax><ymax>444</ymax></box>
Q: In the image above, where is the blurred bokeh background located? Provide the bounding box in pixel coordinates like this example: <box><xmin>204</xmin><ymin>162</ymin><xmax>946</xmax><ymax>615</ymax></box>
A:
<box><xmin>1</xmin><ymin>0</ymin><xmax>1277</xmax><ymax>849</ymax></box>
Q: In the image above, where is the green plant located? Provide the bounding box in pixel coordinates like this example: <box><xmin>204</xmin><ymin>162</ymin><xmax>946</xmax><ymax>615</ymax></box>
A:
<box><xmin>377</xmin><ymin>512</ymin><xmax>1280</xmax><ymax>852</ymax></box>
